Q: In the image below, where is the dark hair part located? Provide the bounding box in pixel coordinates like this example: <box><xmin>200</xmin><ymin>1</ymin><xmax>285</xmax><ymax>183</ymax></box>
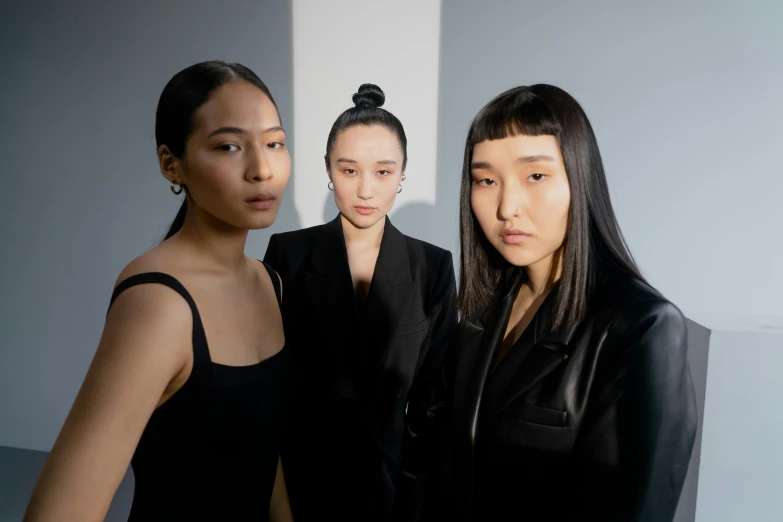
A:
<box><xmin>156</xmin><ymin>60</ymin><xmax>279</xmax><ymax>240</ymax></box>
<box><xmin>324</xmin><ymin>83</ymin><xmax>408</xmax><ymax>170</ymax></box>
<box><xmin>458</xmin><ymin>84</ymin><xmax>645</xmax><ymax>329</ymax></box>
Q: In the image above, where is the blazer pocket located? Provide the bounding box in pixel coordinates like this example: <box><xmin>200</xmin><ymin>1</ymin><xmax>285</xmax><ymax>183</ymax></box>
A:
<box><xmin>395</xmin><ymin>318</ymin><xmax>430</xmax><ymax>338</ymax></box>
<box><xmin>506</xmin><ymin>402</ymin><xmax>568</xmax><ymax>427</ymax></box>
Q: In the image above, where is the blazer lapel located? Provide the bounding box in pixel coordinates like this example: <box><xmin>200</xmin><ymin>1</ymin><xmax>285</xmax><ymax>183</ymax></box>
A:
<box><xmin>462</xmin><ymin>270</ymin><xmax>526</xmax><ymax>442</ymax></box>
<box><xmin>304</xmin><ymin>216</ymin><xmax>361</xmax><ymax>372</ymax></box>
<box><xmin>453</xmin><ymin>269</ymin><xmax>525</xmax><ymax>516</ymax></box>
<box><xmin>485</xmin><ymin>283</ymin><xmax>580</xmax><ymax>420</ymax></box>
<box><xmin>362</xmin><ymin>218</ymin><xmax>417</xmax><ymax>385</ymax></box>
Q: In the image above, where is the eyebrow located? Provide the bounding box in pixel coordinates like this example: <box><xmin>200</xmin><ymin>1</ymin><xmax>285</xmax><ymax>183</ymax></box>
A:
<box><xmin>336</xmin><ymin>158</ymin><xmax>397</xmax><ymax>165</ymax></box>
<box><xmin>471</xmin><ymin>154</ymin><xmax>555</xmax><ymax>170</ymax></box>
<box><xmin>516</xmin><ymin>154</ymin><xmax>555</xmax><ymax>164</ymax></box>
<box><xmin>207</xmin><ymin>125</ymin><xmax>285</xmax><ymax>138</ymax></box>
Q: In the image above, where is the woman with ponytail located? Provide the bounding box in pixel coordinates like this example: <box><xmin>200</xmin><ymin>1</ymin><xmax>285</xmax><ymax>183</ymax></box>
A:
<box><xmin>264</xmin><ymin>84</ymin><xmax>458</xmax><ymax>522</ymax></box>
<box><xmin>25</xmin><ymin>61</ymin><xmax>294</xmax><ymax>522</ymax></box>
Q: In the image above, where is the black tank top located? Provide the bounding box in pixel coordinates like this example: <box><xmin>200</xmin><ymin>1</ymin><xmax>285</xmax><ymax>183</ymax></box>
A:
<box><xmin>108</xmin><ymin>263</ymin><xmax>293</xmax><ymax>521</ymax></box>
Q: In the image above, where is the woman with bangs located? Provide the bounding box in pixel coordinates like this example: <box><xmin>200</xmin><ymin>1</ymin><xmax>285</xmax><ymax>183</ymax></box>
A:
<box><xmin>413</xmin><ymin>84</ymin><xmax>698</xmax><ymax>522</ymax></box>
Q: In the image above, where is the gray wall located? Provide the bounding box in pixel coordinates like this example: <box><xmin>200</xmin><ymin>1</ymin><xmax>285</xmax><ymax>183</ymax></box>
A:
<box><xmin>435</xmin><ymin>0</ymin><xmax>783</xmax><ymax>320</ymax></box>
<box><xmin>0</xmin><ymin>0</ymin><xmax>295</xmax><ymax>452</ymax></box>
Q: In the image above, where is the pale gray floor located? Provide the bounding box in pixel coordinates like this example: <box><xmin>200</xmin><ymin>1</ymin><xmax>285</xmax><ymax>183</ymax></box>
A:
<box><xmin>0</xmin><ymin>446</ymin><xmax>133</xmax><ymax>522</ymax></box>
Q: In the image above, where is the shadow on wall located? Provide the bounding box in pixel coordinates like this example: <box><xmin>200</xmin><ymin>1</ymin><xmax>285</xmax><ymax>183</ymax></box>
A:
<box><xmin>323</xmin><ymin>190</ymin><xmax>339</xmax><ymax>224</ymax></box>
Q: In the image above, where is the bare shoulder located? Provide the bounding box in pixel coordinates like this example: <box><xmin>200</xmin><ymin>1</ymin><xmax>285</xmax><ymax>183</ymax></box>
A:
<box><xmin>21</xmin><ymin>250</ymin><xmax>192</xmax><ymax>522</ymax></box>
<box><xmin>107</xmin><ymin>247</ymin><xmax>194</xmax><ymax>352</ymax></box>
<box><xmin>115</xmin><ymin>242</ymin><xmax>177</xmax><ymax>286</ymax></box>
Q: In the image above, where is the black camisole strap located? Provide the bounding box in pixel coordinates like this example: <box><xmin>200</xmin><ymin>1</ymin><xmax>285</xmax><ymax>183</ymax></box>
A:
<box><xmin>108</xmin><ymin>273</ymin><xmax>212</xmax><ymax>372</ymax></box>
<box><xmin>261</xmin><ymin>261</ymin><xmax>282</xmax><ymax>307</ymax></box>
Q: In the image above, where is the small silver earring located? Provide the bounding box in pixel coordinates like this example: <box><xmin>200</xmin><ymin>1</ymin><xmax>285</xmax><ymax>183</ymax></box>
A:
<box><xmin>397</xmin><ymin>184</ymin><xmax>403</xmax><ymax>194</ymax></box>
<box><xmin>401</xmin><ymin>174</ymin><xmax>407</xmax><ymax>182</ymax></box>
<box><xmin>328</xmin><ymin>181</ymin><xmax>334</xmax><ymax>191</ymax></box>
<box><xmin>170</xmin><ymin>182</ymin><xmax>183</xmax><ymax>195</ymax></box>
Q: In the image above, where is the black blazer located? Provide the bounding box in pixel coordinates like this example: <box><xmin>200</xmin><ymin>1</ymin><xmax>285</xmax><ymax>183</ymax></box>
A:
<box><xmin>418</xmin><ymin>268</ymin><xmax>697</xmax><ymax>522</ymax></box>
<box><xmin>263</xmin><ymin>215</ymin><xmax>457</xmax><ymax>522</ymax></box>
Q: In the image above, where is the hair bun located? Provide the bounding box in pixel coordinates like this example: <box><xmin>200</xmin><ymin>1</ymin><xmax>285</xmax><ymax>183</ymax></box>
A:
<box><xmin>352</xmin><ymin>83</ymin><xmax>385</xmax><ymax>109</ymax></box>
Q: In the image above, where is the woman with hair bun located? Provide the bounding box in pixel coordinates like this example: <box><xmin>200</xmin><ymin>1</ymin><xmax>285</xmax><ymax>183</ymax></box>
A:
<box><xmin>265</xmin><ymin>84</ymin><xmax>457</xmax><ymax>522</ymax></box>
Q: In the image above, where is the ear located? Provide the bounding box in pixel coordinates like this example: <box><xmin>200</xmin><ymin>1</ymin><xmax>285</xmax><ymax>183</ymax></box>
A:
<box><xmin>324</xmin><ymin>154</ymin><xmax>331</xmax><ymax>180</ymax></box>
<box><xmin>158</xmin><ymin>144</ymin><xmax>182</xmax><ymax>185</ymax></box>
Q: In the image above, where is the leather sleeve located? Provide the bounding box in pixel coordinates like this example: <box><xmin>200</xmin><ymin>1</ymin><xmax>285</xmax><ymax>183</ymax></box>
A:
<box><xmin>568</xmin><ymin>299</ymin><xmax>698</xmax><ymax>522</ymax></box>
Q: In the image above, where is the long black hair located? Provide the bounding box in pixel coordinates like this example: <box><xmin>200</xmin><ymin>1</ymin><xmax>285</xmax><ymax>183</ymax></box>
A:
<box><xmin>324</xmin><ymin>83</ymin><xmax>407</xmax><ymax>170</ymax></box>
<box><xmin>155</xmin><ymin>60</ymin><xmax>279</xmax><ymax>240</ymax></box>
<box><xmin>458</xmin><ymin>84</ymin><xmax>645</xmax><ymax>330</ymax></box>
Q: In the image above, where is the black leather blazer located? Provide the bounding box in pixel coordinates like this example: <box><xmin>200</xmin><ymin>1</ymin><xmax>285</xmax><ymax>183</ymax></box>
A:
<box><xmin>417</xmin><ymin>268</ymin><xmax>697</xmax><ymax>522</ymax></box>
<box><xmin>263</xmin><ymin>215</ymin><xmax>458</xmax><ymax>522</ymax></box>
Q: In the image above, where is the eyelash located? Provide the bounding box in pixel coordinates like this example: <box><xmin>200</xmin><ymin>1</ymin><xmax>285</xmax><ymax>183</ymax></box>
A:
<box><xmin>343</xmin><ymin>169</ymin><xmax>393</xmax><ymax>176</ymax></box>
<box><xmin>473</xmin><ymin>173</ymin><xmax>546</xmax><ymax>186</ymax></box>
<box><xmin>217</xmin><ymin>141</ymin><xmax>285</xmax><ymax>152</ymax></box>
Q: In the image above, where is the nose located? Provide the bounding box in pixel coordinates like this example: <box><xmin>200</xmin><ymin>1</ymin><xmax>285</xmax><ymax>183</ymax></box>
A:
<box><xmin>247</xmin><ymin>147</ymin><xmax>273</xmax><ymax>182</ymax></box>
<box><xmin>498</xmin><ymin>181</ymin><xmax>524</xmax><ymax>222</ymax></box>
<box><xmin>357</xmin><ymin>172</ymin><xmax>374</xmax><ymax>200</ymax></box>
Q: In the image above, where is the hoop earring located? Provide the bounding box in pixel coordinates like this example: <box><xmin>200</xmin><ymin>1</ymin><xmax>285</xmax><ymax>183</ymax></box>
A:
<box><xmin>328</xmin><ymin>181</ymin><xmax>334</xmax><ymax>191</ymax></box>
<box><xmin>397</xmin><ymin>184</ymin><xmax>403</xmax><ymax>194</ymax></box>
<box><xmin>170</xmin><ymin>182</ymin><xmax>183</xmax><ymax>195</ymax></box>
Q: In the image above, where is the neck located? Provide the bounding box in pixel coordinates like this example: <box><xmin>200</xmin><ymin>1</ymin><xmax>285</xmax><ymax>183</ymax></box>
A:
<box><xmin>174</xmin><ymin>203</ymin><xmax>249</xmax><ymax>272</ymax></box>
<box><xmin>340</xmin><ymin>213</ymin><xmax>385</xmax><ymax>249</ymax></box>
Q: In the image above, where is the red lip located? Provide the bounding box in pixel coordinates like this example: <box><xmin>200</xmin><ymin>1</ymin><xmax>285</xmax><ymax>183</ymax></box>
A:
<box><xmin>500</xmin><ymin>228</ymin><xmax>531</xmax><ymax>244</ymax></box>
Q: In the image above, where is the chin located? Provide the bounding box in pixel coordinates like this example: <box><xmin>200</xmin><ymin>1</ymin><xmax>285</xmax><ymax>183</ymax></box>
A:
<box><xmin>492</xmin><ymin>242</ymin><xmax>539</xmax><ymax>268</ymax></box>
<box><xmin>249</xmin><ymin>221</ymin><xmax>276</xmax><ymax>230</ymax></box>
<box><xmin>344</xmin><ymin>211</ymin><xmax>385</xmax><ymax>229</ymax></box>
<box><xmin>247</xmin><ymin>214</ymin><xmax>279</xmax><ymax>230</ymax></box>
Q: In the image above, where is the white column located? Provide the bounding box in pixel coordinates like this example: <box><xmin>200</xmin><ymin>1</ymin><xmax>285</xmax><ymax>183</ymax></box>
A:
<box><xmin>292</xmin><ymin>0</ymin><xmax>442</xmax><ymax>227</ymax></box>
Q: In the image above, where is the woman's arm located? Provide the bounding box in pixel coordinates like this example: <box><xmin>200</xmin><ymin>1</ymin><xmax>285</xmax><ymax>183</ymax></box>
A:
<box><xmin>568</xmin><ymin>300</ymin><xmax>698</xmax><ymax>522</ymax></box>
<box><xmin>23</xmin><ymin>283</ymin><xmax>191</xmax><ymax>522</ymax></box>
